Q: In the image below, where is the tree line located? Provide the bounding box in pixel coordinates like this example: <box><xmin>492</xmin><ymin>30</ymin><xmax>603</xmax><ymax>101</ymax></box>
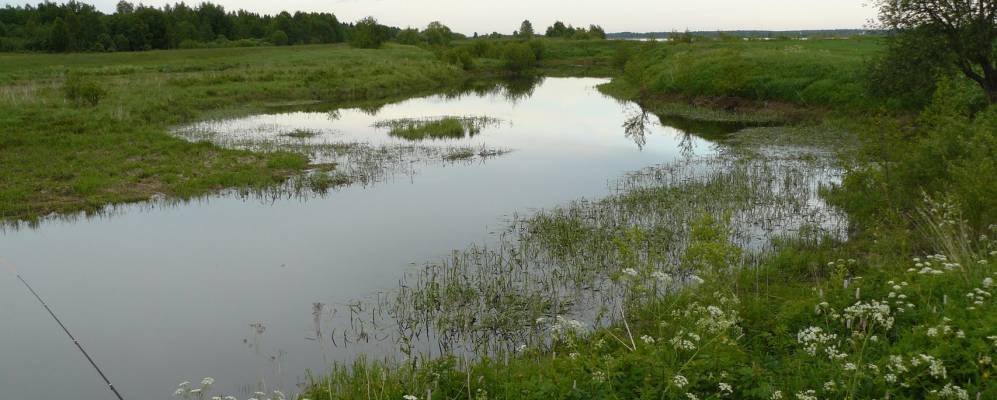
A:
<box><xmin>0</xmin><ymin>1</ymin><xmax>355</xmax><ymax>52</ymax></box>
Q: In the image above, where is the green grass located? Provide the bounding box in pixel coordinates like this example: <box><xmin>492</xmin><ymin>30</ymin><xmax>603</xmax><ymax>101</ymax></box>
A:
<box><xmin>0</xmin><ymin>43</ymin><xmax>465</xmax><ymax>223</ymax></box>
<box><xmin>621</xmin><ymin>38</ymin><xmax>884</xmax><ymax>109</ymax></box>
<box><xmin>375</xmin><ymin>116</ymin><xmax>500</xmax><ymax>141</ymax></box>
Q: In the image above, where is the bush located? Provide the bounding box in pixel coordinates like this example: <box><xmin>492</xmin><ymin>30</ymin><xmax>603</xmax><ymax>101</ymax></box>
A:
<box><xmin>395</xmin><ymin>28</ymin><xmax>422</xmax><ymax>45</ymax></box>
<box><xmin>349</xmin><ymin>17</ymin><xmax>386</xmax><ymax>49</ymax></box>
<box><xmin>62</xmin><ymin>74</ymin><xmax>107</xmax><ymax>107</ymax></box>
<box><xmin>612</xmin><ymin>43</ymin><xmax>636</xmax><ymax>70</ymax></box>
<box><xmin>832</xmin><ymin>77</ymin><xmax>997</xmax><ymax>234</ymax></box>
<box><xmin>501</xmin><ymin>42</ymin><xmax>538</xmax><ymax>75</ymax></box>
<box><xmin>440</xmin><ymin>47</ymin><xmax>474</xmax><ymax>70</ymax></box>
<box><xmin>269</xmin><ymin>30</ymin><xmax>289</xmax><ymax>46</ymax></box>
<box><xmin>527</xmin><ymin>39</ymin><xmax>546</xmax><ymax>61</ymax></box>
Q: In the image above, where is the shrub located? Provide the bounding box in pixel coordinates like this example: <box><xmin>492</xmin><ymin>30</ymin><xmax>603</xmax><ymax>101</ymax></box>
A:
<box><xmin>269</xmin><ymin>30</ymin><xmax>289</xmax><ymax>46</ymax></box>
<box><xmin>440</xmin><ymin>47</ymin><xmax>474</xmax><ymax>70</ymax></box>
<box><xmin>62</xmin><ymin>74</ymin><xmax>107</xmax><ymax>107</ymax></box>
<box><xmin>501</xmin><ymin>42</ymin><xmax>537</xmax><ymax>75</ymax></box>
<box><xmin>349</xmin><ymin>17</ymin><xmax>385</xmax><ymax>49</ymax></box>
<box><xmin>527</xmin><ymin>39</ymin><xmax>546</xmax><ymax>61</ymax></box>
<box><xmin>394</xmin><ymin>28</ymin><xmax>422</xmax><ymax>45</ymax></box>
<box><xmin>612</xmin><ymin>43</ymin><xmax>636</xmax><ymax>70</ymax></box>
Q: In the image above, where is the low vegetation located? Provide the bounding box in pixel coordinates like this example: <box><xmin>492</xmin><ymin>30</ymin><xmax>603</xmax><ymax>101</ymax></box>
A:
<box><xmin>374</xmin><ymin>116</ymin><xmax>500</xmax><ymax>141</ymax></box>
<box><xmin>0</xmin><ymin>44</ymin><xmax>464</xmax><ymax>223</ymax></box>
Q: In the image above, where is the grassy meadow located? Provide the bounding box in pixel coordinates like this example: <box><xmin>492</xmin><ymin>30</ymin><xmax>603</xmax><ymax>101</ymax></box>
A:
<box><xmin>0</xmin><ymin>44</ymin><xmax>467</xmax><ymax>223</ymax></box>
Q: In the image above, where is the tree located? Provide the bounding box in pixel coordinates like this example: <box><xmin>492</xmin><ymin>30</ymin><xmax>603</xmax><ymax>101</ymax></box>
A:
<box><xmin>116</xmin><ymin>1</ymin><xmax>135</xmax><ymax>14</ymax></box>
<box><xmin>519</xmin><ymin>20</ymin><xmax>534</xmax><ymax>39</ymax></box>
<box><xmin>423</xmin><ymin>21</ymin><xmax>452</xmax><ymax>46</ymax></box>
<box><xmin>502</xmin><ymin>42</ymin><xmax>537</xmax><ymax>75</ymax></box>
<box><xmin>269</xmin><ymin>29</ymin><xmax>288</xmax><ymax>45</ymax></box>
<box><xmin>49</xmin><ymin>17</ymin><xmax>70</xmax><ymax>52</ymax></box>
<box><xmin>588</xmin><ymin>24</ymin><xmax>606</xmax><ymax>39</ymax></box>
<box><xmin>876</xmin><ymin>0</ymin><xmax>997</xmax><ymax>103</ymax></box>
<box><xmin>395</xmin><ymin>27</ymin><xmax>422</xmax><ymax>45</ymax></box>
<box><xmin>349</xmin><ymin>16</ymin><xmax>385</xmax><ymax>49</ymax></box>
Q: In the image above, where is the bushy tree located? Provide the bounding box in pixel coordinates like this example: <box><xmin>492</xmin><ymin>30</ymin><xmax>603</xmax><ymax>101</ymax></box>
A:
<box><xmin>502</xmin><ymin>42</ymin><xmax>537</xmax><ymax>74</ymax></box>
<box><xmin>875</xmin><ymin>0</ymin><xmax>997</xmax><ymax>103</ymax></box>
<box><xmin>349</xmin><ymin>16</ymin><xmax>385</xmax><ymax>49</ymax></box>
<box><xmin>423</xmin><ymin>21</ymin><xmax>452</xmax><ymax>46</ymax></box>
<box><xmin>518</xmin><ymin>20</ymin><xmax>534</xmax><ymax>39</ymax></box>
<box><xmin>395</xmin><ymin>27</ymin><xmax>422</xmax><ymax>45</ymax></box>
<box><xmin>268</xmin><ymin>29</ymin><xmax>288</xmax><ymax>45</ymax></box>
<box><xmin>588</xmin><ymin>24</ymin><xmax>606</xmax><ymax>39</ymax></box>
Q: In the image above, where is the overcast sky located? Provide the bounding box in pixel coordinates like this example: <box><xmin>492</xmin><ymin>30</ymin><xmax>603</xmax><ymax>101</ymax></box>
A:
<box><xmin>2</xmin><ymin>0</ymin><xmax>876</xmax><ymax>34</ymax></box>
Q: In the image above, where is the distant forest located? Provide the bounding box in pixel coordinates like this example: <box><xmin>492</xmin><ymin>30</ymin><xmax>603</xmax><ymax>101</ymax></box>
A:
<box><xmin>608</xmin><ymin>29</ymin><xmax>878</xmax><ymax>40</ymax></box>
<box><xmin>0</xmin><ymin>1</ymin><xmax>387</xmax><ymax>52</ymax></box>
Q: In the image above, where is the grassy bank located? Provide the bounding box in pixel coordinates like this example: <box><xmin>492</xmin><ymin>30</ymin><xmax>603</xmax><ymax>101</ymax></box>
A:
<box><xmin>0</xmin><ymin>44</ymin><xmax>465</xmax><ymax>223</ymax></box>
<box><xmin>619</xmin><ymin>38</ymin><xmax>884</xmax><ymax>110</ymax></box>
<box><xmin>278</xmin><ymin>38</ymin><xmax>996</xmax><ymax>400</ymax></box>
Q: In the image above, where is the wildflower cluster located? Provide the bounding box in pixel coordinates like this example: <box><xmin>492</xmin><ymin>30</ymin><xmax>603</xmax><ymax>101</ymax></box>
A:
<box><xmin>907</xmin><ymin>254</ymin><xmax>960</xmax><ymax>275</ymax></box>
<box><xmin>173</xmin><ymin>378</ymin><xmax>301</xmax><ymax>400</ymax></box>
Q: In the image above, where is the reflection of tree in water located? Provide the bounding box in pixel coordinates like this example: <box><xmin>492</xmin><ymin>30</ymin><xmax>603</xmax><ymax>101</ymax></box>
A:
<box><xmin>440</xmin><ymin>76</ymin><xmax>545</xmax><ymax>103</ymax></box>
<box><xmin>501</xmin><ymin>76</ymin><xmax>544</xmax><ymax>103</ymax></box>
<box><xmin>622</xmin><ymin>105</ymin><xmax>652</xmax><ymax>150</ymax></box>
<box><xmin>678</xmin><ymin>132</ymin><xmax>696</xmax><ymax>158</ymax></box>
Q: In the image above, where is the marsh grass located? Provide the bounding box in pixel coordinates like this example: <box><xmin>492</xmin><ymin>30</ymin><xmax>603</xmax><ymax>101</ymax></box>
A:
<box><xmin>289</xmin><ymin>127</ymin><xmax>846</xmax><ymax>368</ymax></box>
<box><xmin>374</xmin><ymin>116</ymin><xmax>501</xmax><ymax>141</ymax></box>
<box><xmin>281</xmin><ymin>129</ymin><xmax>322</xmax><ymax>139</ymax></box>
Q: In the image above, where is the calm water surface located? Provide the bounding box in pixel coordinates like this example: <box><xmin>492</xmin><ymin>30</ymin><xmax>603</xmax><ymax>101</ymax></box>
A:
<box><xmin>0</xmin><ymin>78</ymin><xmax>716</xmax><ymax>400</ymax></box>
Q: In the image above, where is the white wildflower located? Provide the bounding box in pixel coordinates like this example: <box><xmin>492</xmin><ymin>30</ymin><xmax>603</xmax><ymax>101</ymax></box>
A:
<box><xmin>403</xmin><ymin>395</ymin><xmax>419</xmax><ymax>400</ymax></box>
<box><xmin>673</xmin><ymin>374</ymin><xmax>689</xmax><ymax>388</ymax></box>
<box><xmin>719</xmin><ymin>382</ymin><xmax>733</xmax><ymax>394</ymax></box>
<box><xmin>640</xmin><ymin>335</ymin><xmax>655</xmax><ymax>344</ymax></box>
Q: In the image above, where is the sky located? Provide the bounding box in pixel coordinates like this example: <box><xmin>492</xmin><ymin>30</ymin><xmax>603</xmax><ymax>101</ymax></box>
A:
<box><xmin>1</xmin><ymin>0</ymin><xmax>877</xmax><ymax>35</ymax></box>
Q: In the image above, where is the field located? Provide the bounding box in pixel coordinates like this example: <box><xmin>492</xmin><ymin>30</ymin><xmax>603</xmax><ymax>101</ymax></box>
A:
<box><xmin>0</xmin><ymin>44</ymin><xmax>465</xmax><ymax>222</ymax></box>
<box><xmin>623</xmin><ymin>38</ymin><xmax>884</xmax><ymax>109</ymax></box>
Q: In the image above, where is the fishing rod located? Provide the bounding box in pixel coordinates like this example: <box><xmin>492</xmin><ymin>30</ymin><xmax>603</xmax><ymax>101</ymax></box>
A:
<box><xmin>3</xmin><ymin>259</ymin><xmax>126</xmax><ymax>400</ymax></box>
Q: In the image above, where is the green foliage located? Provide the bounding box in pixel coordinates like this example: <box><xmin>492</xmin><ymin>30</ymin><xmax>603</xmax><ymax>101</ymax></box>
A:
<box><xmin>832</xmin><ymin>77</ymin><xmax>997</xmax><ymax>234</ymax></box>
<box><xmin>612</xmin><ymin>42</ymin><xmax>636</xmax><ymax>70</ymax></box>
<box><xmin>875</xmin><ymin>0</ymin><xmax>997</xmax><ymax>103</ymax></box>
<box><xmin>544</xmin><ymin>21</ymin><xmax>607</xmax><ymax>40</ymax></box>
<box><xmin>268</xmin><ymin>30</ymin><xmax>289</xmax><ymax>46</ymax></box>
<box><xmin>348</xmin><ymin>17</ymin><xmax>386</xmax><ymax>49</ymax></box>
<box><xmin>62</xmin><ymin>74</ymin><xmax>107</xmax><ymax>107</ymax></box>
<box><xmin>501</xmin><ymin>42</ymin><xmax>538</xmax><ymax>75</ymax></box>
<box><xmin>0</xmin><ymin>1</ymin><xmax>347</xmax><ymax>53</ymax></box>
<box><xmin>423</xmin><ymin>21</ymin><xmax>453</xmax><ymax>46</ymax></box>
<box><xmin>395</xmin><ymin>27</ymin><xmax>423</xmax><ymax>45</ymax></box>
<box><xmin>440</xmin><ymin>47</ymin><xmax>474</xmax><ymax>70</ymax></box>
<box><xmin>518</xmin><ymin>20</ymin><xmax>535</xmax><ymax>39</ymax></box>
<box><xmin>622</xmin><ymin>38</ymin><xmax>882</xmax><ymax>108</ymax></box>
